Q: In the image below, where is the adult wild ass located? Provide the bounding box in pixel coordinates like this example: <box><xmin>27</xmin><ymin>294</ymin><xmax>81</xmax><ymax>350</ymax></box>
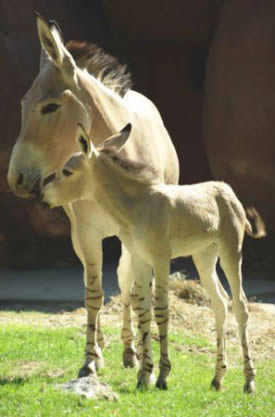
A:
<box><xmin>41</xmin><ymin>123</ymin><xmax>265</xmax><ymax>393</ymax></box>
<box><xmin>7</xmin><ymin>15</ymin><xmax>179</xmax><ymax>376</ymax></box>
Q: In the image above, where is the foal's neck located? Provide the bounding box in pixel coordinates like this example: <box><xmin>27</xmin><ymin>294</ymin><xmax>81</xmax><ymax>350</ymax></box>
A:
<box><xmin>91</xmin><ymin>155</ymin><xmax>152</xmax><ymax>228</ymax></box>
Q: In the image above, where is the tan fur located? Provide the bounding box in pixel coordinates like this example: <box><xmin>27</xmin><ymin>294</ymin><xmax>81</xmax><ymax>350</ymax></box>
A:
<box><xmin>42</xmin><ymin>125</ymin><xmax>264</xmax><ymax>392</ymax></box>
<box><xmin>7</xmin><ymin>15</ymin><xmax>179</xmax><ymax>376</ymax></box>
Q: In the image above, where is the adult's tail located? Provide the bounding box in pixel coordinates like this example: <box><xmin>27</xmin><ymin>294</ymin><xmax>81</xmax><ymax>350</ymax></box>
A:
<box><xmin>245</xmin><ymin>207</ymin><xmax>266</xmax><ymax>238</ymax></box>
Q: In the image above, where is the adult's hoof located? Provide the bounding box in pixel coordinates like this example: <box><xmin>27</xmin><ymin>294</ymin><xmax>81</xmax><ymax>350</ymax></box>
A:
<box><xmin>211</xmin><ymin>378</ymin><xmax>221</xmax><ymax>391</ymax></box>
<box><xmin>136</xmin><ymin>380</ymin><xmax>148</xmax><ymax>390</ymax></box>
<box><xmin>78</xmin><ymin>365</ymin><xmax>93</xmax><ymax>378</ymax></box>
<box><xmin>78</xmin><ymin>358</ymin><xmax>102</xmax><ymax>378</ymax></box>
<box><xmin>156</xmin><ymin>378</ymin><xmax>168</xmax><ymax>390</ymax></box>
<box><xmin>243</xmin><ymin>380</ymin><xmax>255</xmax><ymax>394</ymax></box>
<box><xmin>78</xmin><ymin>357</ymin><xmax>104</xmax><ymax>378</ymax></box>
<box><xmin>136</xmin><ymin>370</ymin><xmax>152</xmax><ymax>390</ymax></box>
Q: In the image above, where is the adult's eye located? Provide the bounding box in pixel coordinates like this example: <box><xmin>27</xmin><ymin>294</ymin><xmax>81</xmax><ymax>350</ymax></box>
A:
<box><xmin>62</xmin><ymin>169</ymin><xmax>73</xmax><ymax>177</ymax></box>
<box><xmin>41</xmin><ymin>103</ymin><xmax>61</xmax><ymax>115</ymax></box>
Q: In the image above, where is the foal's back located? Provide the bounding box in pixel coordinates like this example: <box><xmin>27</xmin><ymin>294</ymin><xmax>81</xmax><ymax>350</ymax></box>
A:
<box><xmin>147</xmin><ymin>181</ymin><xmax>246</xmax><ymax>258</ymax></box>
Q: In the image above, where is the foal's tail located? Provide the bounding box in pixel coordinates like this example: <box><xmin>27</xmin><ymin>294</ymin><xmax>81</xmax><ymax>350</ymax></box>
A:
<box><xmin>245</xmin><ymin>207</ymin><xmax>266</xmax><ymax>239</ymax></box>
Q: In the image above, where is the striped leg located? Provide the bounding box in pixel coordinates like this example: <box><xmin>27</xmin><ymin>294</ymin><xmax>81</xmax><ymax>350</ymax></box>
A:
<box><xmin>79</xmin><ymin>260</ymin><xmax>105</xmax><ymax>376</ymax></box>
<box><xmin>64</xmin><ymin>205</ymin><xmax>105</xmax><ymax>377</ymax></box>
<box><xmin>130</xmin><ymin>256</ymin><xmax>153</xmax><ymax>389</ymax></box>
<box><xmin>154</xmin><ymin>259</ymin><xmax>171</xmax><ymax>390</ymax></box>
<box><xmin>96</xmin><ymin>314</ymin><xmax>105</xmax><ymax>350</ymax></box>
<box><xmin>193</xmin><ymin>244</ymin><xmax>228</xmax><ymax>391</ymax></box>
<box><xmin>220</xmin><ymin>249</ymin><xmax>256</xmax><ymax>393</ymax></box>
<box><xmin>117</xmin><ymin>245</ymin><xmax>137</xmax><ymax>368</ymax></box>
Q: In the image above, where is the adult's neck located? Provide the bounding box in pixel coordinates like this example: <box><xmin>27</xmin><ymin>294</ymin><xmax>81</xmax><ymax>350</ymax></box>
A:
<box><xmin>77</xmin><ymin>69</ymin><xmax>129</xmax><ymax>146</ymax></box>
<box><xmin>86</xmin><ymin>154</ymin><xmax>152</xmax><ymax>231</ymax></box>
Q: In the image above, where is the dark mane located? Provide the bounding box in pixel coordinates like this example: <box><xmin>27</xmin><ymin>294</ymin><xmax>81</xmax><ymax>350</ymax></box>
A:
<box><xmin>66</xmin><ymin>41</ymin><xmax>132</xmax><ymax>97</ymax></box>
<box><xmin>100</xmin><ymin>148</ymin><xmax>158</xmax><ymax>185</ymax></box>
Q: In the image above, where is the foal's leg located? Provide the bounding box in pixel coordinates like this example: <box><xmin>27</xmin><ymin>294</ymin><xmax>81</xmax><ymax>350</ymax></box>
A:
<box><xmin>130</xmin><ymin>256</ymin><xmax>153</xmax><ymax>388</ymax></box>
<box><xmin>220</xmin><ymin>248</ymin><xmax>256</xmax><ymax>393</ymax></box>
<box><xmin>117</xmin><ymin>245</ymin><xmax>137</xmax><ymax>368</ymax></box>
<box><xmin>153</xmin><ymin>258</ymin><xmax>171</xmax><ymax>390</ymax></box>
<box><xmin>193</xmin><ymin>244</ymin><xmax>229</xmax><ymax>391</ymax></box>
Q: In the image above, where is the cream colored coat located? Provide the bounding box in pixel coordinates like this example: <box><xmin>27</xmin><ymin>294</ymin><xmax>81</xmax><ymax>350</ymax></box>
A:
<box><xmin>42</xmin><ymin>124</ymin><xmax>264</xmax><ymax>392</ymax></box>
<box><xmin>7</xmin><ymin>15</ymin><xmax>179</xmax><ymax>377</ymax></box>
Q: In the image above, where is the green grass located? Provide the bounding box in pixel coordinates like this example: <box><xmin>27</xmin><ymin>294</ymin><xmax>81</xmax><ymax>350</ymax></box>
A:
<box><xmin>0</xmin><ymin>319</ymin><xmax>274</xmax><ymax>417</ymax></box>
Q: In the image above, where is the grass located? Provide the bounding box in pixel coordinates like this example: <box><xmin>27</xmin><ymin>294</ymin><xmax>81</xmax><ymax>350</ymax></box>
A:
<box><xmin>0</xmin><ymin>318</ymin><xmax>275</xmax><ymax>417</ymax></box>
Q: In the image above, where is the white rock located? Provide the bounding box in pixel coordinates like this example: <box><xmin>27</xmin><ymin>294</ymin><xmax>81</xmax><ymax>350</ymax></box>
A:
<box><xmin>56</xmin><ymin>376</ymin><xmax>118</xmax><ymax>401</ymax></box>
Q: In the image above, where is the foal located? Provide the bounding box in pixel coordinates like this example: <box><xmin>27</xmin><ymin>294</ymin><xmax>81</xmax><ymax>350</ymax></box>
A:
<box><xmin>42</xmin><ymin>123</ymin><xmax>264</xmax><ymax>393</ymax></box>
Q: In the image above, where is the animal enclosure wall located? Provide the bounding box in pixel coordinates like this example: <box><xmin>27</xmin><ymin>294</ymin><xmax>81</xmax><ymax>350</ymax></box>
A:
<box><xmin>0</xmin><ymin>0</ymin><xmax>274</xmax><ymax>268</ymax></box>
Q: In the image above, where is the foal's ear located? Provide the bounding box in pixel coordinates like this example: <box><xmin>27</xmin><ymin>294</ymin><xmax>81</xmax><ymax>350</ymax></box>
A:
<box><xmin>36</xmin><ymin>13</ymin><xmax>76</xmax><ymax>75</ymax></box>
<box><xmin>101</xmin><ymin>123</ymin><xmax>132</xmax><ymax>152</ymax></box>
<box><xmin>76</xmin><ymin>124</ymin><xmax>96</xmax><ymax>159</ymax></box>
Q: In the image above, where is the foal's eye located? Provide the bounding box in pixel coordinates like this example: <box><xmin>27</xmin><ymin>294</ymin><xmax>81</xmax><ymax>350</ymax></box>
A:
<box><xmin>41</xmin><ymin>103</ymin><xmax>61</xmax><ymax>115</ymax></box>
<box><xmin>62</xmin><ymin>169</ymin><xmax>73</xmax><ymax>177</ymax></box>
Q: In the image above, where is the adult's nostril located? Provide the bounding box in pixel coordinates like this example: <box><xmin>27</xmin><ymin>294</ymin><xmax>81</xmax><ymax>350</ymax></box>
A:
<box><xmin>17</xmin><ymin>173</ymin><xmax>24</xmax><ymax>186</ymax></box>
<box><xmin>31</xmin><ymin>177</ymin><xmax>41</xmax><ymax>197</ymax></box>
<box><xmin>43</xmin><ymin>173</ymin><xmax>56</xmax><ymax>187</ymax></box>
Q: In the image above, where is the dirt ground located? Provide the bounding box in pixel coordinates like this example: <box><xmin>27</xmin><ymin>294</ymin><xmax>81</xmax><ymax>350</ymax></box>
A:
<box><xmin>1</xmin><ymin>278</ymin><xmax>274</xmax><ymax>364</ymax></box>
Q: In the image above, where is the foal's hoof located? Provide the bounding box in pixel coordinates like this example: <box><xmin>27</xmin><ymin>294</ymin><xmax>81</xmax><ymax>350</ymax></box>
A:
<box><xmin>243</xmin><ymin>381</ymin><xmax>255</xmax><ymax>394</ymax></box>
<box><xmin>211</xmin><ymin>378</ymin><xmax>221</xmax><ymax>391</ymax></box>
<box><xmin>156</xmin><ymin>378</ymin><xmax>168</xmax><ymax>390</ymax></box>
<box><xmin>123</xmin><ymin>348</ymin><xmax>137</xmax><ymax>368</ymax></box>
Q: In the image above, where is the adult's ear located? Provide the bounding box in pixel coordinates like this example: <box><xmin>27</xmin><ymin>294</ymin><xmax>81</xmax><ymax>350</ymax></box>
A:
<box><xmin>101</xmin><ymin>123</ymin><xmax>132</xmax><ymax>153</ymax></box>
<box><xmin>36</xmin><ymin>12</ymin><xmax>76</xmax><ymax>76</ymax></box>
<box><xmin>48</xmin><ymin>19</ymin><xmax>64</xmax><ymax>42</ymax></box>
<box><xmin>76</xmin><ymin>124</ymin><xmax>96</xmax><ymax>159</ymax></box>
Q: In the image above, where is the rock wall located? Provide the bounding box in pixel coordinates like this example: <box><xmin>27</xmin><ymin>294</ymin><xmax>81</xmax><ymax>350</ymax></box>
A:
<box><xmin>1</xmin><ymin>0</ymin><xmax>222</xmax><ymax>266</ymax></box>
<box><xmin>203</xmin><ymin>0</ymin><xmax>275</xmax><ymax>233</ymax></box>
<box><xmin>1</xmin><ymin>0</ymin><xmax>274</xmax><ymax>267</ymax></box>
<box><xmin>102</xmin><ymin>0</ymin><xmax>222</xmax><ymax>183</ymax></box>
<box><xmin>0</xmin><ymin>1</ymin><xmax>112</xmax><ymax>265</ymax></box>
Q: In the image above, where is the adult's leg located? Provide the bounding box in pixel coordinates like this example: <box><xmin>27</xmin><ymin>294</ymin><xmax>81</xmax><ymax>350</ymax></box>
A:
<box><xmin>117</xmin><ymin>245</ymin><xmax>137</xmax><ymax>367</ymax></box>
<box><xmin>64</xmin><ymin>202</ymin><xmax>115</xmax><ymax>376</ymax></box>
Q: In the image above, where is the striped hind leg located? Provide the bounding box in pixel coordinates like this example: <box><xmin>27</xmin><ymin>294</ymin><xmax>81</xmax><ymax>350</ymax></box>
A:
<box><xmin>117</xmin><ymin>245</ymin><xmax>137</xmax><ymax>368</ymax></box>
<box><xmin>130</xmin><ymin>255</ymin><xmax>153</xmax><ymax>389</ymax></box>
<box><xmin>193</xmin><ymin>244</ymin><xmax>229</xmax><ymax>391</ymax></box>
<box><xmin>153</xmin><ymin>258</ymin><xmax>171</xmax><ymax>390</ymax></box>
<box><xmin>220</xmin><ymin>248</ymin><xmax>256</xmax><ymax>393</ymax></box>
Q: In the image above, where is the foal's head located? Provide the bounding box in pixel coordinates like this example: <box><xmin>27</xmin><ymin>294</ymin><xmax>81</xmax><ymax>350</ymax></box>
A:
<box><xmin>41</xmin><ymin>123</ymin><xmax>132</xmax><ymax>208</ymax></box>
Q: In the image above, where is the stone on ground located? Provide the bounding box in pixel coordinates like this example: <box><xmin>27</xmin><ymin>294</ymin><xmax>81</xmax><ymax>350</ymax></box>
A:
<box><xmin>56</xmin><ymin>375</ymin><xmax>118</xmax><ymax>401</ymax></box>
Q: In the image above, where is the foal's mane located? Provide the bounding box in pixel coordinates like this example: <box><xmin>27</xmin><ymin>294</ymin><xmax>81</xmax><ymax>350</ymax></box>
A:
<box><xmin>66</xmin><ymin>41</ymin><xmax>132</xmax><ymax>97</ymax></box>
<box><xmin>100</xmin><ymin>148</ymin><xmax>159</xmax><ymax>185</ymax></box>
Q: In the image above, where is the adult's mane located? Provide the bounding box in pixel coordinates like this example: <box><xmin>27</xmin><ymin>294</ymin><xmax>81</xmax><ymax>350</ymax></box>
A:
<box><xmin>66</xmin><ymin>41</ymin><xmax>132</xmax><ymax>97</ymax></box>
<box><xmin>100</xmin><ymin>148</ymin><xmax>159</xmax><ymax>185</ymax></box>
